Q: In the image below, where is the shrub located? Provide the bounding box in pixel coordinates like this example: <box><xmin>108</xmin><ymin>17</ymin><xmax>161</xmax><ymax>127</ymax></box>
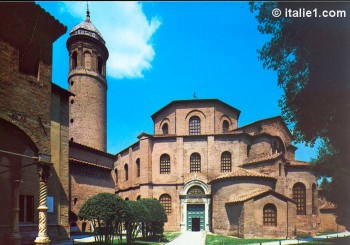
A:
<box><xmin>138</xmin><ymin>198</ymin><xmax>167</xmax><ymax>237</ymax></box>
<box><xmin>78</xmin><ymin>193</ymin><xmax>127</xmax><ymax>244</ymax></box>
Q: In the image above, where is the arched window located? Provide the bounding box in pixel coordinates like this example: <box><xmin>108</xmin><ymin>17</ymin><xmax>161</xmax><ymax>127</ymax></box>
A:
<box><xmin>71</xmin><ymin>51</ymin><xmax>77</xmax><ymax>70</ymax></box>
<box><xmin>115</xmin><ymin>169</ymin><xmax>118</xmax><ymax>183</ymax></box>
<box><xmin>84</xmin><ymin>51</ymin><xmax>91</xmax><ymax>69</ymax></box>
<box><xmin>222</xmin><ymin>120</ymin><xmax>229</xmax><ymax>133</ymax></box>
<box><xmin>312</xmin><ymin>184</ymin><xmax>317</xmax><ymax>215</ymax></box>
<box><xmin>189</xmin><ymin>116</ymin><xmax>201</xmax><ymax>135</ymax></box>
<box><xmin>82</xmin><ymin>222</ymin><xmax>87</xmax><ymax>232</ymax></box>
<box><xmin>293</xmin><ymin>183</ymin><xmax>306</xmax><ymax>215</ymax></box>
<box><xmin>137</xmin><ymin>195</ymin><xmax>141</xmax><ymax>200</ymax></box>
<box><xmin>124</xmin><ymin>164</ymin><xmax>129</xmax><ymax>181</ymax></box>
<box><xmin>162</xmin><ymin>123</ymin><xmax>169</xmax><ymax>135</ymax></box>
<box><xmin>190</xmin><ymin>153</ymin><xmax>201</xmax><ymax>173</ymax></box>
<box><xmin>160</xmin><ymin>154</ymin><xmax>170</xmax><ymax>174</ymax></box>
<box><xmin>159</xmin><ymin>194</ymin><xmax>171</xmax><ymax>215</ymax></box>
<box><xmin>247</xmin><ymin>145</ymin><xmax>251</xmax><ymax>157</ymax></box>
<box><xmin>221</xmin><ymin>151</ymin><xmax>232</xmax><ymax>172</ymax></box>
<box><xmin>263</xmin><ymin>204</ymin><xmax>277</xmax><ymax>226</ymax></box>
<box><xmin>98</xmin><ymin>56</ymin><xmax>103</xmax><ymax>75</ymax></box>
<box><xmin>125</xmin><ymin>197</ymin><xmax>129</xmax><ymax>201</ymax></box>
<box><xmin>279</xmin><ymin>163</ymin><xmax>282</xmax><ymax>176</ymax></box>
<box><xmin>136</xmin><ymin>158</ymin><xmax>140</xmax><ymax>177</ymax></box>
<box><xmin>271</xmin><ymin>140</ymin><xmax>282</xmax><ymax>154</ymax></box>
<box><xmin>73</xmin><ymin>198</ymin><xmax>78</xmax><ymax>206</ymax></box>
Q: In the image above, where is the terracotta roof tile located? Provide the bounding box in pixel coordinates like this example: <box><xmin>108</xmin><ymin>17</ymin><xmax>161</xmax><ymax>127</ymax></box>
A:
<box><xmin>320</xmin><ymin>201</ymin><xmax>336</xmax><ymax>210</ymax></box>
<box><xmin>241</xmin><ymin>153</ymin><xmax>282</xmax><ymax>166</ymax></box>
<box><xmin>69</xmin><ymin>157</ymin><xmax>111</xmax><ymax>170</ymax></box>
<box><xmin>288</xmin><ymin>160</ymin><xmax>310</xmax><ymax>166</ymax></box>
<box><xmin>228</xmin><ymin>188</ymin><xmax>272</xmax><ymax>203</ymax></box>
<box><xmin>210</xmin><ymin>167</ymin><xmax>276</xmax><ymax>183</ymax></box>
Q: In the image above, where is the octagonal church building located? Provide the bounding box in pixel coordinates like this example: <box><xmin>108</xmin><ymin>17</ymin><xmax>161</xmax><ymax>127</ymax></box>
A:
<box><xmin>114</xmin><ymin>99</ymin><xmax>319</xmax><ymax>238</ymax></box>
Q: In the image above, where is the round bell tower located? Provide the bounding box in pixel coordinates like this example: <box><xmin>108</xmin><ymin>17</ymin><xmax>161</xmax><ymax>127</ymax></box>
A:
<box><xmin>67</xmin><ymin>8</ymin><xmax>109</xmax><ymax>151</ymax></box>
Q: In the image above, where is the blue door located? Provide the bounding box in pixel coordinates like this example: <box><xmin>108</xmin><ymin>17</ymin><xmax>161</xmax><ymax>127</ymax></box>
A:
<box><xmin>187</xmin><ymin>204</ymin><xmax>205</xmax><ymax>231</ymax></box>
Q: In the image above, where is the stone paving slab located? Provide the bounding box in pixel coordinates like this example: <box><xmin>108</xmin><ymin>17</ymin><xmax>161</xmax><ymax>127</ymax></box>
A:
<box><xmin>166</xmin><ymin>231</ymin><xmax>206</xmax><ymax>245</ymax></box>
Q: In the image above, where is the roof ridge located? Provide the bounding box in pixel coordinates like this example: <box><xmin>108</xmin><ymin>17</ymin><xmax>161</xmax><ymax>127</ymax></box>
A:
<box><xmin>69</xmin><ymin>157</ymin><xmax>112</xmax><ymax>170</ymax></box>
<box><xmin>228</xmin><ymin>188</ymin><xmax>272</xmax><ymax>203</ymax></box>
<box><xmin>209</xmin><ymin>167</ymin><xmax>276</xmax><ymax>183</ymax></box>
<box><xmin>241</xmin><ymin>153</ymin><xmax>282</xmax><ymax>166</ymax></box>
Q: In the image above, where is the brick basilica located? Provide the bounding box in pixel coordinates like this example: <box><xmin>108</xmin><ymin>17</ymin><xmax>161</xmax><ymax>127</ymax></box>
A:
<box><xmin>0</xmin><ymin>3</ymin><xmax>345</xmax><ymax>244</ymax></box>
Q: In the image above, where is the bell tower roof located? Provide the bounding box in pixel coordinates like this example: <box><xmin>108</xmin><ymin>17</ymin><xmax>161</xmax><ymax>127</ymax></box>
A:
<box><xmin>70</xmin><ymin>4</ymin><xmax>105</xmax><ymax>44</ymax></box>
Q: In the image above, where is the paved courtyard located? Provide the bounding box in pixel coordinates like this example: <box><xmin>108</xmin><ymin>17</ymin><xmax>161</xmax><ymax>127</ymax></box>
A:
<box><xmin>166</xmin><ymin>231</ymin><xmax>206</xmax><ymax>245</ymax></box>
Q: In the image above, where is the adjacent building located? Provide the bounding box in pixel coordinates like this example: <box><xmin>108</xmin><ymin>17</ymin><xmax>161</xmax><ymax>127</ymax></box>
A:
<box><xmin>0</xmin><ymin>3</ymin><xmax>70</xmax><ymax>244</ymax></box>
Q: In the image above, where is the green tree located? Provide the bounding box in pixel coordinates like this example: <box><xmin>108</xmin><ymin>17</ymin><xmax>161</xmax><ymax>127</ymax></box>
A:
<box><xmin>250</xmin><ymin>2</ymin><xmax>350</xmax><ymax>229</ymax></box>
<box><xmin>139</xmin><ymin>198</ymin><xmax>167</xmax><ymax>237</ymax></box>
<box><xmin>124</xmin><ymin>200</ymin><xmax>151</xmax><ymax>244</ymax></box>
<box><xmin>78</xmin><ymin>193</ymin><xmax>127</xmax><ymax>244</ymax></box>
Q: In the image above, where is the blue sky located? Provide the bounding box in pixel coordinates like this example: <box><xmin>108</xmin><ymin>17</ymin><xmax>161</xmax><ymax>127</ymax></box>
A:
<box><xmin>37</xmin><ymin>1</ymin><xmax>318</xmax><ymax>161</ymax></box>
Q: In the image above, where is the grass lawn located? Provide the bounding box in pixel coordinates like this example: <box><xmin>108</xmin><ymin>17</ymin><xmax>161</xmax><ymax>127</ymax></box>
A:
<box><xmin>80</xmin><ymin>231</ymin><xmax>180</xmax><ymax>244</ymax></box>
<box><xmin>301</xmin><ymin>236</ymin><xmax>350</xmax><ymax>245</ymax></box>
<box><xmin>206</xmin><ymin>234</ymin><xmax>279</xmax><ymax>245</ymax></box>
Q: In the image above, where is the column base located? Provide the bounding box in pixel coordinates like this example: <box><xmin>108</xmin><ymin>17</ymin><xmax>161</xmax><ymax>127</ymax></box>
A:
<box><xmin>34</xmin><ymin>236</ymin><xmax>51</xmax><ymax>244</ymax></box>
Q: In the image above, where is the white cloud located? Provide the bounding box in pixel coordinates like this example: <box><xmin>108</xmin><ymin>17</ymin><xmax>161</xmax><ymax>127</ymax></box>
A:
<box><xmin>61</xmin><ymin>1</ymin><xmax>161</xmax><ymax>79</ymax></box>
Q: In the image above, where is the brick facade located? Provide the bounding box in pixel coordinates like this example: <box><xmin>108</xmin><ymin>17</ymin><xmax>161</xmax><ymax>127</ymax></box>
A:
<box><xmin>0</xmin><ymin>3</ymin><xmax>70</xmax><ymax>244</ymax></box>
<box><xmin>115</xmin><ymin>100</ymin><xmax>320</xmax><ymax>238</ymax></box>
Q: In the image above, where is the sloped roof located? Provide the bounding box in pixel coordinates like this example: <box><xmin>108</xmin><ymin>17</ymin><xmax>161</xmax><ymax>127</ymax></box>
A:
<box><xmin>69</xmin><ymin>157</ymin><xmax>112</xmax><ymax>170</ymax></box>
<box><xmin>227</xmin><ymin>188</ymin><xmax>295</xmax><ymax>204</ymax></box>
<box><xmin>320</xmin><ymin>201</ymin><xmax>336</xmax><ymax>210</ymax></box>
<box><xmin>69</xmin><ymin>141</ymin><xmax>115</xmax><ymax>159</ymax></box>
<box><xmin>70</xmin><ymin>10</ymin><xmax>105</xmax><ymax>44</ymax></box>
<box><xmin>235</xmin><ymin>116</ymin><xmax>293</xmax><ymax>139</ymax></box>
<box><xmin>0</xmin><ymin>2</ymin><xmax>67</xmax><ymax>61</ymax></box>
<box><xmin>209</xmin><ymin>167</ymin><xmax>276</xmax><ymax>183</ymax></box>
<box><xmin>240</xmin><ymin>153</ymin><xmax>283</xmax><ymax>166</ymax></box>
<box><xmin>287</xmin><ymin>160</ymin><xmax>311</xmax><ymax>167</ymax></box>
<box><xmin>151</xmin><ymin>99</ymin><xmax>241</xmax><ymax>121</ymax></box>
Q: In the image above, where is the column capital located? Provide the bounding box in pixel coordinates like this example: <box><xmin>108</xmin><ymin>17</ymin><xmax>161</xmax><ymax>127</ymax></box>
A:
<box><xmin>37</xmin><ymin>164</ymin><xmax>51</xmax><ymax>183</ymax></box>
<box><xmin>37</xmin><ymin>153</ymin><xmax>52</xmax><ymax>165</ymax></box>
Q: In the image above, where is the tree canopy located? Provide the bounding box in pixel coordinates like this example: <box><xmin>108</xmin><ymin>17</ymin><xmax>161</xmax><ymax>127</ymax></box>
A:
<box><xmin>139</xmin><ymin>198</ymin><xmax>167</xmax><ymax>237</ymax></box>
<box><xmin>250</xmin><ymin>2</ymin><xmax>350</xmax><ymax>228</ymax></box>
<box><xmin>78</xmin><ymin>193</ymin><xmax>127</xmax><ymax>244</ymax></box>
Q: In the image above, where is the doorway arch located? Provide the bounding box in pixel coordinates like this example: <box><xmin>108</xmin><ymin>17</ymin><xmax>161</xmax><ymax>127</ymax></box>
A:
<box><xmin>180</xmin><ymin>180</ymin><xmax>211</xmax><ymax>232</ymax></box>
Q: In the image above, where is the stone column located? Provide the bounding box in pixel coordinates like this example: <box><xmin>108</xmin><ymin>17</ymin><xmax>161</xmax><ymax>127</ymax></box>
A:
<box><xmin>8</xmin><ymin>166</ymin><xmax>22</xmax><ymax>245</ymax></box>
<box><xmin>34</xmin><ymin>164</ymin><xmax>51</xmax><ymax>245</ymax></box>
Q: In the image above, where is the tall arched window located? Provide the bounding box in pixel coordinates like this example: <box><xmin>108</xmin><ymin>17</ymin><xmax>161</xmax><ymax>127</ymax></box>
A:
<box><xmin>162</xmin><ymin>123</ymin><xmax>169</xmax><ymax>135</ymax></box>
<box><xmin>115</xmin><ymin>169</ymin><xmax>118</xmax><ymax>183</ymax></box>
<box><xmin>293</xmin><ymin>182</ymin><xmax>306</xmax><ymax>215</ymax></box>
<box><xmin>71</xmin><ymin>51</ymin><xmax>77</xmax><ymax>70</ymax></box>
<box><xmin>263</xmin><ymin>204</ymin><xmax>277</xmax><ymax>226</ymax></box>
<box><xmin>124</xmin><ymin>164</ymin><xmax>129</xmax><ymax>181</ymax></box>
<box><xmin>84</xmin><ymin>51</ymin><xmax>91</xmax><ymax>69</ymax></box>
<box><xmin>221</xmin><ymin>151</ymin><xmax>232</xmax><ymax>172</ymax></box>
<box><xmin>312</xmin><ymin>183</ymin><xmax>317</xmax><ymax>215</ymax></box>
<box><xmin>159</xmin><ymin>194</ymin><xmax>171</xmax><ymax>215</ymax></box>
<box><xmin>247</xmin><ymin>144</ymin><xmax>251</xmax><ymax>157</ymax></box>
<box><xmin>190</xmin><ymin>153</ymin><xmax>201</xmax><ymax>173</ymax></box>
<box><xmin>222</xmin><ymin>120</ymin><xmax>229</xmax><ymax>133</ymax></box>
<box><xmin>98</xmin><ymin>56</ymin><xmax>103</xmax><ymax>75</ymax></box>
<box><xmin>189</xmin><ymin>116</ymin><xmax>201</xmax><ymax>135</ymax></box>
<box><xmin>160</xmin><ymin>154</ymin><xmax>170</xmax><ymax>174</ymax></box>
<box><xmin>279</xmin><ymin>163</ymin><xmax>282</xmax><ymax>176</ymax></box>
<box><xmin>136</xmin><ymin>158</ymin><xmax>140</xmax><ymax>177</ymax></box>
